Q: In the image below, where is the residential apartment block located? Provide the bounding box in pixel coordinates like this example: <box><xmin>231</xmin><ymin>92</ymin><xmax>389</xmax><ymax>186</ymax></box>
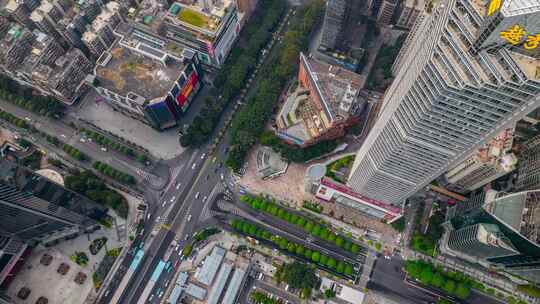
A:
<box><xmin>376</xmin><ymin>0</ymin><xmax>397</xmax><ymax>25</ymax></box>
<box><xmin>319</xmin><ymin>0</ymin><xmax>347</xmax><ymax>51</ymax></box>
<box><xmin>90</xmin><ymin>34</ymin><xmax>202</xmax><ymax>130</ymax></box>
<box><xmin>445</xmin><ymin>128</ymin><xmax>517</xmax><ymax>193</ymax></box>
<box><xmin>276</xmin><ymin>53</ymin><xmax>364</xmax><ymax>147</ymax></box>
<box><xmin>396</xmin><ymin>0</ymin><xmax>424</xmax><ymax>29</ymax></box>
<box><xmin>348</xmin><ymin>0</ymin><xmax>540</xmax><ymax>206</ymax></box>
<box><xmin>516</xmin><ymin>134</ymin><xmax>540</xmax><ymax>191</ymax></box>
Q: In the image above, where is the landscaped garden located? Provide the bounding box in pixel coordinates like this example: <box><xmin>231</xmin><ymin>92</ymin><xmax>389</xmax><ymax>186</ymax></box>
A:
<box><xmin>325</xmin><ymin>155</ymin><xmax>355</xmax><ymax>183</ymax></box>
<box><xmin>178</xmin><ymin>8</ymin><xmax>210</xmax><ymax>29</ymax></box>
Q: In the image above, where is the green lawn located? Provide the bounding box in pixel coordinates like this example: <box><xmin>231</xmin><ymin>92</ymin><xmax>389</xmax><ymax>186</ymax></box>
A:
<box><xmin>178</xmin><ymin>8</ymin><xmax>209</xmax><ymax>28</ymax></box>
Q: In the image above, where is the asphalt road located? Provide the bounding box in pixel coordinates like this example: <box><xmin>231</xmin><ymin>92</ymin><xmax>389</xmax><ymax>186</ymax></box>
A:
<box><xmin>369</xmin><ymin>255</ymin><xmax>506</xmax><ymax>304</ymax></box>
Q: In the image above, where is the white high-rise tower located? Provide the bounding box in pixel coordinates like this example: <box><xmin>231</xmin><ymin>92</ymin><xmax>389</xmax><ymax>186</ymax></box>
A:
<box><xmin>348</xmin><ymin>0</ymin><xmax>540</xmax><ymax>205</ymax></box>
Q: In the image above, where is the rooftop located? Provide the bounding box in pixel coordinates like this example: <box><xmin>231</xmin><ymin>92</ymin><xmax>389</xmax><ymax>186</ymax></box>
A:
<box><xmin>194</xmin><ymin>246</ymin><xmax>225</xmax><ymax>286</ymax></box>
<box><xmin>95</xmin><ymin>42</ymin><xmax>186</xmax><ymax>103</ymax></box>
<box><xmin>486</xmin><ymin>190</ymin><xmax>540</xmax><ymax>245</ymax></box>
<box><xmin>301</xmin><ymin>53</ymin><xmax>363</xmax><ymax>122</ymax></box>
<box><xmin>501</xmin><ymin>0</ymin><xmax>540</xmax><ymax>16</ymax></box>
<box><xmin>221</xmin><ymin>268</ymin><xmax>246</xmax><ymax>304</ymax></box>
<box><xmin>166</xmin><ymin>0</ymin><xmax>235</xmax><ymax>35</ymax></box>
<box><xmin>185</xmin><ymin>283</ymin><xmax>206</xmax><ymax>300</ymax></box>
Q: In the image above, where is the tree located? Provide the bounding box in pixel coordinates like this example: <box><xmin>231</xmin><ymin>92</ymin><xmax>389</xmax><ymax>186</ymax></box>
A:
<box><xmin>320</xmin><ymin>228</ymin><xmax>330</xmax><ymax>241</ymax></box>
<box><xmin>419</xmin><ymin>265</ymin><xmax>434</xmax><ymax>285</ymax></box>
<box><xmin>455</xmin><ymin>283</ymin><xmax>471</xmax><ymax>299</ymax></box>
<box><xmin>279</xmin><ymin>238</ymin><xmax>289</xmax><ymax>250</ymax></box>
<box><xmin>295</xmin><ymin>245</ymin><xmax>305</xmax><ymax>256</ymax></box>
<box><xmin>324</xmin><ymin>289</ymin><xmax>336</xmax><ymax>299</ymax></box>
<box><xmin>304</xmin><ymin>221</ymin><xmax>314</xmax><ymax>233</ymax></box>
<box><xmin>328</xmin><ymin>233</ymin><xmax>336</xmax><ymax>242</ymax></box>
<box><xmin>277</xmin><ymin>261</ymin><xmax>318</xmax><ymax>291</ymax></box>
<box><xmin>320</xmin><ymin>255</ymin><xmax>328</xmax><ymax>265</ymax></box>
<box><xmin>312</xmin><ymin>225</ymin><xmax>322</xmax><ymax>237</ymax></box>
<box><xmin>432</xmin><ymin>272</ymin><xmax>445</xmax><ymax>288</ymax></box>
<box><xmin>344</xmin><ymin>264</ymin><xmax>353</xmax><ymax>276</ymax></box>
<box><xmin>335</xmin><ymin>236</ymin><xmax>344</xmax><ymax>248</ymax></box>
<box><xmin>311</xmin><ymin>251</ymin><xmax>320</xmax><ymax>263</ymax></box>
<box><xmin>287</xmin><ymin>242</ymin><xmax>296</xmax><ymax>253</ymax></box>
<box><xmin>405</xmin><ymin>260</ymin><xmax>422</xmax><ymax>278</ymax></box>
<box><xmin>326</xmin><ymin>258</ymin><xmax>337</xmax><ymax>269</ymax></box>
<box><xmin>443</xmin><ymin>280</ymin><xmax>456</xmax><ymax>295</ymax></box>
<box><xmin>336</xmin><ymin>261</ymin><xmax>345</xmax><ymax>273</ymax></box>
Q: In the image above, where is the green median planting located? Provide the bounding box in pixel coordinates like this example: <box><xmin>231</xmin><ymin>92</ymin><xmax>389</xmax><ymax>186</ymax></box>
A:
<box><xmin>240</xmin><ymin>195</ymin><xmax>363</xmax><ymax>255</ymax></box>
<box><xmin>230</xmin><ymin>218</ymin><xmax>356</xmax><ymax>279</ymax></box>
<box><xmin>92</xmin><ymin>161</ymin><xmax>136</xmax><ymax>185</ymax></box>
<box><xmin>62</xmin><ymin>143</ymin><xmax>88</xmax><ymax>161</ymax></box>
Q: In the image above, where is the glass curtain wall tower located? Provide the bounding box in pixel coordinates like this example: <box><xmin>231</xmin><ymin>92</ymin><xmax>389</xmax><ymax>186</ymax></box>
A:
<box><xmin>347</xmin><ymin>0</ymin><xmax>540</xmax><ymax>205</ymax></box>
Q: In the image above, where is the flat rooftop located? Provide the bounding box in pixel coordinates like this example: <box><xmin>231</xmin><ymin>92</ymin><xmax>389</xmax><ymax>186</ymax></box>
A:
<box><xmin>95</xmin><ymin>42</ymin><xmax>185</xmax><ymax>102</ymax></box>
<box><xmin>301</xmin><ymin>53</ymin><xmax>363</xmax><ymax>121</ymax></box>
<box><xmin>167</xmin><ymin>0</ymin><xmax>234</xmax><ymax>35</ymax></box>
<box><xmin>486</xmin><ymin>190</ymin><xmax>540</xmax><ymax>244</ymax></box>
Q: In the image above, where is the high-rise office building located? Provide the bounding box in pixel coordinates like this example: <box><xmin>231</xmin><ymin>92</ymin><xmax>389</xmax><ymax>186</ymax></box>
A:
<box><xmin>0</xmin><ymin>159</ymin><xmax>107</xmax><ymax>244</ymax></box>
<box><xmin>515</xmin><ymin>134</ymin><xmax>540</xmax><ymax>191</ymax></box>
<box><xmin>445</xmin><ymin>189</ymin><xmax>540</xmax><ymax>284</ymax></box>
<box><xmin>396</xmin><ymin>0</ymin><xmax>424</xmax><ymax>29</ymax></box>
<box><xmin>444</xmin><ymin>128</ymin><xmax>517</xmax><ymax>193</ymax></box>
<box><xmin>376</xmin><ymin>0</ymin><xmax>397</xmax><ymax>25</ymax></box>
<box><xmin>447</xmin><ymin>223</ymin><xmax>518</xmax><ymax>259</ymax></box>
<box><xmin>319</xmin><ymin>0</ymin><xmax>347</xmax><ymax>51</ymax></box>
<box><xmin>347</xmin><ymin>0</ymin><xmax>540</xmax><ymax>205</ymax></box>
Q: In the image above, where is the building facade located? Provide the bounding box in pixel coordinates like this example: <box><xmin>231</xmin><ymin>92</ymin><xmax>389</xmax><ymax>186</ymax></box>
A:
<box><xmin>445</xmin><ymin>128</ymin><xmax>517</xmax><ymax>193</ymax></box>
<box><xmin>447</xmin><ymin>223</ymin><xmax>518</xmax><ymax>259</ymax></box>
<box><xmin>347</xmin><ymin>0</ymin><xmax>540</xmax><ymax>206</ymax></box>
<box><xmin>396</xmin><ymin>0</ymin><xmax>424</xmax><ymax>29</ymax></box>
<box><xmin>516</xmin><ymin>134</ymin><xmax>540</xmax><ymax>191</ymax></box>
<box><xmin>276</xmin><ymin>53</ymin><xmax>364</xmax><ymax>147</ymax></box>
<box><xmin>91</xmin><ymin>35</ymin><xmax>202</xmax><ymax>130</ymax></box>
<box><xmin>376</xmin><ymin>0</ymin><xmax>397</xmax><ymax>25</ymax></box>
<box><xmin>319</xmin><ymin>0</ymin><xmax>347</xmax><ymax>51</ymax></box>
<box><xmin>445</xmin><ymin>189</ymin><xmax>540</xmax><ymax>284</ymax></box>
<box><xmin>163</xmin><ymin>1</ymin><xmax>240</xmax><ymax>68</ymax></box>
<box><xmin>0</xmin><ymin>159</ymin><xmax>107</xmax><ymax>287</ymax></box>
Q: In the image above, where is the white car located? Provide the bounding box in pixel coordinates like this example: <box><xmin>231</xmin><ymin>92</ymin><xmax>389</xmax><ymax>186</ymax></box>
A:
<box><xmin>101</xmin><ymin>147</ymin><xmax>107</xmax><ymax>152</ymax></box>
<box><xmin>161</xmin><ymin>201</ymin><xmax>167</xmax><ymax>207</ymax></box>
<box><xmin>195</xmin><ymin>192</ymin><xmax>200</xmax><ymax>199</ymax></box>
<box><xmin>155</xmin><ymin>216</ymin><xmax>161</xmax><ymax>223</ymax></box>
<box><xmin>202</xmin><ymin>196</ymin><xmax>207</xmax><ymax>202</ymax></box>
<box><xmin>187</xmin><ymin>214</ymin><xmax>192</xmax><ymax>222</ymax></box>
<box><xmin>147</xmin><ymin>213</ymin><xmax>151</xmax><ymax>220</ymax></box>
<box><xmin>170</xmin><ymin>196</ymin><xmax>176</xmax><ymax>203</ymax></box>
<box><xmin>176</xmin><ymin>183</ymin><xmax>181</xmax><ymax>190</ymax></box>
<box><xmin>220</xmin><ymin>174</ymin><xmax>224</xmax><ymax>180</ymax></box>
<box><xmin>201</xmin><ymin>153</ymin><xmax>206</xmax><ymax>159</ymax></box>
<box><xmin>191</xmin><ymin>163</ymin><xmax>197</xmax><ymax>170</ymax></box>
<box><xmin>158</xmin><ymin>291</ymin><xmax>164</xmax><ymax>298</ymax></box>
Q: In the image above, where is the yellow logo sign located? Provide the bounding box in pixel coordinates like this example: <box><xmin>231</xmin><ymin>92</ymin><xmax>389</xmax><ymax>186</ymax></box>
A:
<box><xmin>500</xmin><ymin>24</ymin><xmax>540</xmax><ymax>50</ymax></box>
<box><xmin>487</xmin><ymin>0</ymin><xmax>502</xmax><ymax>16</ymax></box>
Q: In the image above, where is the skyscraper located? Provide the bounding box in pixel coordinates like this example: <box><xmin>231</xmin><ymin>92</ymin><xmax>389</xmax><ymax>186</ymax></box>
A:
<box><xmin>445</xmin><ymin>189</ymin><xmax>540</xmax><ymax>284</ymax></box>
<box><xmin>319</xmin><ymin>0</ymin><xmax>347</xmax><ymax>51</ymax></box>
<box><xmin>0</xmin><ymin>159</ymin><xmax>107</xmax><ymax>244</ymax></box>
<box><xmin>347</xmin><ymin>0</ymin><xmax>540</xmax><ymax>205</ymax></box>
